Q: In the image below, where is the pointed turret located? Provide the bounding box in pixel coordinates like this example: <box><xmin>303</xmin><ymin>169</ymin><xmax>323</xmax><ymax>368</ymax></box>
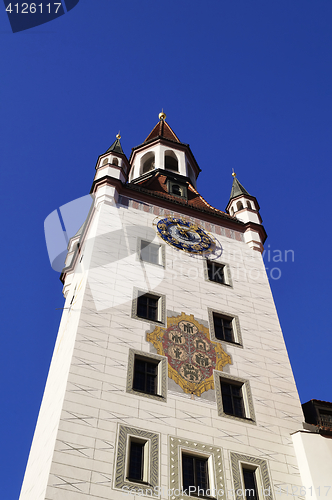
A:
<box><xmin>128</xmin><ymin>111</ymin><xmax>200</xmax><ymax>187</ymax></box>
<box><xmin>144</xmin><ymin>112</ymin><xmax>180</xmax><ymax>143</ymax></box>
<box><xmin>229</xmin><ymin>176</ymin><xmax>250</xmax><ymax>200</ymax></box>
<box><xmin>106</xmin><ymin>135</ymin><xmax>124</xmax><ymax>154</ymax></box>
<box><xmin>92</xmin><ymin>133</ymin><xmax>131</xmax><ymax>201</ymax></box>
<box><xmin>226</xmin><ymin>172</ymin><xmax>266</xmax><ymax>252</ymax></box>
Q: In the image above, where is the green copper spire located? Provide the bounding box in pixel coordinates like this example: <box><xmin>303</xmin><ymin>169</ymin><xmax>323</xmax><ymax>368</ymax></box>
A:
<box><xmin>106</xmin><ymin>133</ymin><xmax>124</xmax><ymax>154</ymax></box>
<box><xmin>229</xmin><ymin>172</ymin><xmax>250</xmax><ymax>201</ymax></box>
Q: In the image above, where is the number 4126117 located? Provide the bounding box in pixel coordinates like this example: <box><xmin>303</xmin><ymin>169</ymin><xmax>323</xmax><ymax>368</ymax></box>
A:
<box><xmin>6</xmin><ymin>3</ymin><xmax>62</xmax><ymax>14</ymax></box>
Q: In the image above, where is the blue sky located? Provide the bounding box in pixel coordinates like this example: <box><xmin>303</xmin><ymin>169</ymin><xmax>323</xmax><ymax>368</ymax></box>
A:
<box><xmin>1</xmin><ymin>1</ymin><xmax>332</xmax><ymax>498</ymax></box>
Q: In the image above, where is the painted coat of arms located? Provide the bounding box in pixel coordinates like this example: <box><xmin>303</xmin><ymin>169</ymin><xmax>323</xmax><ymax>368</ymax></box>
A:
<box><xmin>147</xmin><ymin>312</ymin><xmax>232</xmax><ymax>397</ymax></box>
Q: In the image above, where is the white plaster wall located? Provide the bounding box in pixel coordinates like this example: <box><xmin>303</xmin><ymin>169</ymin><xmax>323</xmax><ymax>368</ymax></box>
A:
<box><xmin>19</xmin><ymin>273</ymin><xmax>88</xmax><ymax>500</ymax></box>
<box><xmin>22</xmin><ymin>195</ymin><xmax>305</xmax><ymax>500</ymax></box>
<box><xmin>95</xmin><ymin>165</ymin><xmax>126</xmax><ymax>183</ymax></box>
<box><xmin>292</xmin><ymin>431</ymin><xmax>332</xmax><ymax>500</ymax></box>
<box><xmin>230</xmin><ymin>196</ymin><xmax>261</xmax><ymax>224</ymax></box>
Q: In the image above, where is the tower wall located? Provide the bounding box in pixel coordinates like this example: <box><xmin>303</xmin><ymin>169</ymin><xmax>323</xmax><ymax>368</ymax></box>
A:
<box><xmin>21</xmin><ymin>190</ymin><xmax>305</xmax><ymax>500</ymax></box>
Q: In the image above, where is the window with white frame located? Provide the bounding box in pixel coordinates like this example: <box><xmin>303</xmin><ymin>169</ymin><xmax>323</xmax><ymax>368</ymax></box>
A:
<box><xmin>205</xmin><ymin>260</ymin><xmax>232</xmax><ymax>287</ymax></box>
<box><xmin>230</xmin><ymin>453</ymin><xmax>273</xmax><ymax>500</ymax></box>
<box><xmin>208</xmin><ymin>308</ymin><xmax>242</xmax><ymax>347</ymax></box>
<box><xmin>126</xmin><ymin>349</ymin><xmax>167</xmax><ymax>401</ymax></box>
<box><xmin>114</xmin><ymin>425</ymin><xmax>159</xmax><ymax>495</ymax></box>
<box><xmin>127</xmin><ymin>437</ymin><xmax>149</xmax><ymax>483</ymax></box>
<box><xmin>140</xmin><ymin>240</ymin><xmax>161</xmax><ymax>265</ymax></box>
<box><xmin>242</xmin><ymin>467</ymin><xmax>259</xmax><ymax>500</ymax></box>
<box><xmin>215</xmin><ymin>373</ymin><xmax>255</xmax><ymax>423</ymax></box>
<box><xmin>168</xmin><ymin>436</ymin><xmax>226</xmax><ymax>500</ymax></box>
<box><xmin>132</xmin><ymin>288</ymin><xmax>166</xmax><ymax>326</ymax></box>
<box><xmin>182</xmin><ymin>453</ymin><xmax>210</xmax><ymax>497</ymax></box>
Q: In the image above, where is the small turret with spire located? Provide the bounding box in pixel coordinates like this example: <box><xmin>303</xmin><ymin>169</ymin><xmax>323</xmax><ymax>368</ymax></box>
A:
<box><xmin>226</xmin><ymin>171</ymin><xmax>266</xmax><ymax>252</ymax></box>
<box><xmin>92</xmin><ymin>132</ymin><xmax>130</xmax><ymax>203</ymax></box>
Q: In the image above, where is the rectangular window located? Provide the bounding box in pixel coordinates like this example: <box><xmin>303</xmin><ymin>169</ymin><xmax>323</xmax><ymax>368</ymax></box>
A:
<box><xmin>207</xmin><ymin>261</ymin><xmax>225</xmax><ymax>284</ymax></box>
<box><xmin>137</xmin><ymin>294</ymin><xmax>159</xmax><ymax>322</ymax></box>
<box><xmin>133</xmin><ymin>357</ymin><xmax>158</xmax><ymax>395</ymax></box>
<box><xmin>242</xmin><ymin>468</ymin><xmax>259</xmax><ymax>500</ymax></box>
<box><xmin>140</xmin><ymin>241</ymin><xmax>160</xmax><ymax>265</ymax></box>
<box><xmin>213</xmin><ymin>313</ymin><xmax>234</xmax><ymax>343</ymax></box>
<box><xmin>115</xmin><ymin>425</ymin><xmax>159</xmax><ymax>494</ymax></box>
<box><xmin>128</xmin><ymin>440</ymin><xmax>145</xmax><ymax>482</ymax></box>
<box><xmin>182</xmin><ymin>454</ymin><xmax>209</xmax><ymax>496</ymax></box>
<box><xmin>221</xmin><ymin>381</ymin><xmax>245</xmax><ymax>418</ymax></box>
<box><xmin>319</xmin><ymin>410</ymin><xmax>332</xmax><ymax>427</ymax></box>
<box><xmin>167</xmin><ymin>179</ymin><xmax>188</xmax><ymax>199</ymax></box>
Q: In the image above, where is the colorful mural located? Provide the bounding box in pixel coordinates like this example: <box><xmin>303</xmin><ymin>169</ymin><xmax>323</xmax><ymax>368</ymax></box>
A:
<box><xmin>147</xmin><ymin>312</ymin><xmax>232</xmax><ymax>396</ymax></box>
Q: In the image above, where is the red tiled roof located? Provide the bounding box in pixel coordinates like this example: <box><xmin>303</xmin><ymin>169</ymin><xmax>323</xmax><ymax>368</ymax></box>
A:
<box><xmin>134</xmin><ymin>172</ymin><xmax>236</xmax><ymax>221</ymax></box>
<box><xmin>145</xmin><ymin>120</ymin><xmax>180</xmax><ymax>143</ymax></box>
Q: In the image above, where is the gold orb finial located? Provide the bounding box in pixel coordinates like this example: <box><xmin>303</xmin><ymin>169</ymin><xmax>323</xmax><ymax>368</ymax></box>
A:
<box><xmin>159</xmin><ymin>110</ymin><xmax>166</xmax><ymax>121</ymax></box>
<box><xmin>116</xmin><ymin>131</ymin><xmax>121</xmax><ymax>140</ymax></box>
<box><xmin>232</xmin><ymin>169</ymin><xmax>236</xmax><ymax>178</ymax></box>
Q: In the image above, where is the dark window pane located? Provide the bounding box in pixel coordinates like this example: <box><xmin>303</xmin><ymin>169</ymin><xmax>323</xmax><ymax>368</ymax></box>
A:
<box><xmin>128</xmin><ymin>441</ymin><xmax>144</xmax><ymax>481</ymax></box>
<box><xmin>221</xmin><ymin>382</ymin><xmax>245</xmax><ymax>418</ymax></box>
<box><xmin>137</xmin><ymin>295</ymin><xmax>148</xmax><ymax>318</ymax></box>
<box><xmin>133</xmin><ymin>358</ymin><xmax>157</xmax><ymax>395</ymax></box>
<box><xmin>222</xmin><ymin>392</ymin><xmax>234</xmax><ymax>415</ymax></box>
<box><xmin>233</xmin><ymin>396</ymin><xmax>245</xmax><ymax>418</ymax></box>
<box><xmin>207</xmin><ymin>261</ymin><xmax>225</xmax><ymax>284</ymax></box>
<box><xmin>182</xmin><ymin>455</ymin><xmax>209</xmax><ymax>496</ymax></box>
<box><xmin>213</xmin><ymin>314</ymin><xmax>234</xmax><ymax>343</ymax></box>
<box><xmin>243</xmin><ymin>469</ymin><xmax>258</xmax><ymax>500</ymax></box>
<box><xmin>196</xmin><ymin>458</ymin><xmax>208</xmax><ymax>493</ymax></box>
<box><xmin>133</xmin><ymin>371</ymin><xmax>145</xmax><ymax>392</ymax></box>
<box><xmin>137</xmin><ymin>294</ymin><xmax>158</xmax><ymax>321</ymax></box>
<box><xmin>182</xmin><ymin>455</ymin><xmax>195</xmax><ymax>492</ymax></box>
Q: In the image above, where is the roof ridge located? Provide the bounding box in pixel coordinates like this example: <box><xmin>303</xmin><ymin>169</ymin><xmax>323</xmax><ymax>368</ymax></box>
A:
<box><xmin>144</xmin><ymin>119</ymin><xmax>180</xmax><ymax>143</ymax></box>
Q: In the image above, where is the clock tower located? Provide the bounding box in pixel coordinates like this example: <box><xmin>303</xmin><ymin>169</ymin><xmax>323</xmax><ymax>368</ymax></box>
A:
<box><xmin>20</xmin><ymin>113</ymin><xmax>307</xmax><ymax>500</ymax></box>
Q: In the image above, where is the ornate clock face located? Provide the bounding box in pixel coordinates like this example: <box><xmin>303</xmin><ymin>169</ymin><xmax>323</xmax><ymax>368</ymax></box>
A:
<box><xmin>155</xmin><ymin>217</ymin><xmax>214</xmax><ymax>255</ymax></box>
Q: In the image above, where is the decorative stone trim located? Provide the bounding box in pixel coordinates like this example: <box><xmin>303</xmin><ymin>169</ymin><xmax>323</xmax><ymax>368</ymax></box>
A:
<box><xmin>230</xmin><ymin>453</ymin><xmax>273</xmax><ymax>500</ymax></box>
<box><xmin>114</xmin><ymin>425</ymin><xmax>159</xmax><ymax>495</ymax></box>
<box><xmin>214</xmin><ymin>371</ymin><xmax>256</xmax><ymax>424</ymax></box>
<box><xmin>136</xmin><ymin>237</ymin><xmax>166</xmax><ymax>268</ymax></box>
<box><xmin>208</xmin><ymin>308</ymin><xmax>243</xmax><ymax>347</ymax></box>
<box><xmin>204</xmin><ymin>260</ymin><xmax>233</xmax><ymax>288</ymax></box>
<box><xmin>117</xmin><ymin>196</ymin><xmax>244</xmax><ymax>242</ymax></box>
<box><xmin>131</xmin><ymin>287</ymin><xmax>166</xmax><ymax>327</ymax></box>
<box><xmin>169</xmin><ymin>435</ymin><xmax>226</xmax><ymax>500</ymax></box>
<box><xmin>126</xmin><ymin>349</ymin><xmax>167</xmax><ymax>402</ymax></box>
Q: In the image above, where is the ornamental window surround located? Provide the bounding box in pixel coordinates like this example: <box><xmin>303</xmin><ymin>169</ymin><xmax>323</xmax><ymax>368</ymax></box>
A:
<box><xmin>182</xmin><ymin>453</ymin><xmax>209</xmax><ymax>497</ymax></box>
<box><xmin>114</xmin><ymin>425</ymin><xmax>159</xmax><ymax>495</ymax></box>
<box><xmin>126</xmin><ymin>349</ymin><xmax>167</xmax><ymax>402</ymax></box>
<box><xmin>215</xmin><ymin>372</ymin><xmax>255</xmax><ymax>423</ymax></box>
<box><xmin>205</xmin><ymin>260</ymin><xmax>232</xmax><ymax>287</ymax></box>
<box><xmin>131</xmin><ymin>288</ymin><xmax>166</xmax><ymax>327</ymax></box>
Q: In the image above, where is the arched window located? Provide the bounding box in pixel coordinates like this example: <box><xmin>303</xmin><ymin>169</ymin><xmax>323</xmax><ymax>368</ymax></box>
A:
<box><xmin>236</xmin><ymin>201</ymin><xmax>244</xmax><ymax>211</ymax></box>
<box><xmin>141</xmin><ymin>152</ymin><xmax>155</xmax><ymax>174</ymax></box>
<box><xmin>171</xmin><ymin>184</ymin><xmax>182</xmax><ymax>196</ymax></box>
<box><xmin>230</xmin><ymin>207</ymin><xmax>234</xmax><ymax>216</ymax></box>
<box><xmin>112</xmin><ymin>157</ymin><xmax>119</xmax><ymax>166</ymax></box>
<box><xmin>247</xmin><ymin>201</ymin><xmax>252</xmax><ymax>209</ymax></box>
<box><xmin>102</xmin><ymin>158</ymin><xmax>108</xmax><ymax>165</ymax></box>
<box><xmin>165</xmin><ymin>150</ymin><xmax>178</xmax><ymax>172</ymax></box>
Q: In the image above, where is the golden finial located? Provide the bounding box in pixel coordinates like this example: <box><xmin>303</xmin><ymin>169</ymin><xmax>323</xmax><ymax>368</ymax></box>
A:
<box><xmin>232</xmin><ymin>169</ymin><xmax>236</xmax><ymax>178</ymax></box>
<box><xmin>159</xmin><ymin>109</ymin><xmax>166</xmax><ymax>121</ymax></box>
<box><xmin>116</xmin><ymin>131</ymin><xmax>121</xmax><ymax>139</ymax></box>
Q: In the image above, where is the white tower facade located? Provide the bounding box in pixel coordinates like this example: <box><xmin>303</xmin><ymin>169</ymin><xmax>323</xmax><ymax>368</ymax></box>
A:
<box><xmin>20</xmin><ymin>114</ymin><xmax>310</xmax><ymax>500</ymax></box>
